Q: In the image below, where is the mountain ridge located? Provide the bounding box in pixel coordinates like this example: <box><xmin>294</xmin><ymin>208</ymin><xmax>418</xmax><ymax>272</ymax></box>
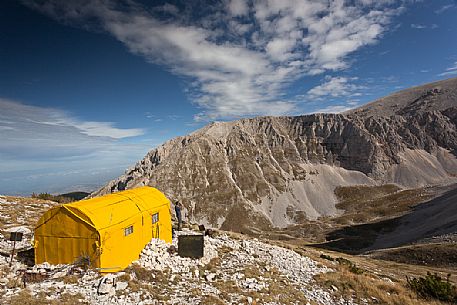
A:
<box><xmin>93</xmin><ymin>77</ymin><xmax>457</xmax><ymax>231</ymax></box>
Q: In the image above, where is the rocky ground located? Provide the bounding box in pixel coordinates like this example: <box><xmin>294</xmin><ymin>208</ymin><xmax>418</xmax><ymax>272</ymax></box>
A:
<box><xmin>0</xmin><ymin>228</ymin><xmax>360</xmax><ymax>305</ymax></box>
<box><xmin>0</xmin><ymin>195</ymin><xmax>58</xmax><ymax>258</ymax></box>
<box><xmin>0</xmin><ymin>193</ymin><xmax>454</xmax><ymax>305</ymax></box>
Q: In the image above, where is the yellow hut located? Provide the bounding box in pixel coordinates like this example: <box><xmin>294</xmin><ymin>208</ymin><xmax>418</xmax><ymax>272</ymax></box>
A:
<box><xmin>34</xmin><ymin>186</ymin><xmax>172</xmax><ymax>272</ymax></box>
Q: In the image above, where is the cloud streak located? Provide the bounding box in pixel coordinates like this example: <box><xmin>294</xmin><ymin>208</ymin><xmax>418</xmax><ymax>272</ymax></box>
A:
<box><xmin>435</xmin><ymin>4</ymin><xmax>455</xmax><ymax>14</ymax></box>
<box><xmin>438</xmin><ymin>61</ymin><xmax>457</xmax><ymax>76</ymax></box>
<box><xmin>1</xmin><ymin>99</ymin><xmax>143</xmax><ymax>140</ymax></box>
<box><xmin>411</xmin><ymin>23</ymin><xmax>438</xmax><ymax>29</ymax></box>
<box><xmin>24</xmin><ymin>0</ymin><xmax>404</xmax><ymax>120</ymax></box>
<box><xmin>0</xmin><ymin>98</ymin><xmax>150</xmax><ymax>194</ymax></box>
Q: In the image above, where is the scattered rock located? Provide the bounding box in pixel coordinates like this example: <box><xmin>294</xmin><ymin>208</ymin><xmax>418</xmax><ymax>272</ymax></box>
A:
<box><xmin>2</xmin><ymin>229</ymin><xmax>355</xmax><ymax>304</ymax></box>
<box><xmin>115</xmin><ymin>281</ymin><xmax>128</xmax><ymax>291</ymax></box>
<box><xmin>205</xmin><ymin>273</ymin><xmax>216</xmax><ymax>282</ymax></box>
<box><xmin>97</xmin><ymin>274</ymin><xmax>116</xmax><ymax>296</ymax></box>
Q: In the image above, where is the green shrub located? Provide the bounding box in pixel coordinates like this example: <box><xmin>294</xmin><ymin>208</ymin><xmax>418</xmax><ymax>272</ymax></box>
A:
<box><xmin>319</xmin><ymin>254</ymin><xmax>364</xmax><ymax>274</ymax></box>
<box><xmin>407</xmin><ymin>272</ymin><xmax>457</xmax><ymax>302</ymax></box>
<box><xmin>335</xmin><ymin>257</ymin><xmax>364</xmax><ymax>274</ymax></box>
<box><xmin>348</xmin><ymin>264</ymin><xmax>364</xmax><ymax>275</ymax></box>
<box><xmin>335</xmin><ymin>257</ymin><xmax>351</xmax><ymax>265</ymax></box>
<box><xmin>320</xmin><ymin>254</ymin><xmax>334</xmax><ymax>261</ymax></box>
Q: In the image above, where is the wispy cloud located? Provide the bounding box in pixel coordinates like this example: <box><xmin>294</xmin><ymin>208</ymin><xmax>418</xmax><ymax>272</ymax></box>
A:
<box><xmin>77</xmin><ymin>122</ymin><xmax>143</xmax><ymax>138</ymax></box>
<box><xmin>411</xmin><ymin>23</ymin><xmax>426</xmax><ymax>29</ymax></box>
<box><xmin>438</xmin><ymin>61</ymin><xmax>457</xmax><ymax>76</ymax></box>
<box><xmin>1</xmin><ymin>99</ymin><xmax>143</xmax><ymax>140</ymax></box>
<box><xmin>0</xmin><ymin>98</ymin><xmax>150</xmax><ymax>194</ymax></box>
<box><xmin>435</xmin><ymin>4</ymin><xmax>455</xmax><ymax>14</ymax></box>
<box><xmin>411</xmin><ymin>23</ymin><xmax>438</xmax><ymax>29</ymax></box>
<box><xmin>316</xmin><ymin>105</ymin><xmax>355</xmax><ymax>113</ymax></box>
<box><xmin>24</xmin><ymin>0</ymin><xmax>404</xmax><ymax>120</ymax></box>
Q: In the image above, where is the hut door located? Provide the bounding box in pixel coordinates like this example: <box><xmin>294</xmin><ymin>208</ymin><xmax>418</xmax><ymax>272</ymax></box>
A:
<box><xmin>151</xmin><ymin>212</ymin><xmax>159</xmax><ymax>239</ymax></box>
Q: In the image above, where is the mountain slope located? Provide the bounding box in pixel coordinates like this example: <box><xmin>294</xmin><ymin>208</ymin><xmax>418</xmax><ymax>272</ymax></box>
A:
<box><xmin>94</xmin><ymin>77</ymin><xmax>457</xmax><ymax>231</ymax></box>
<box><xmin>370</xmin><ymin>185</ymin><xmax>457</xmax><ymax>250</ymax></box>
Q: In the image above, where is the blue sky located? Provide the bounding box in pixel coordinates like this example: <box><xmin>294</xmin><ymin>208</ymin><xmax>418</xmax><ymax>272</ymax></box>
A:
<box><xmin>1</xmin><ymin>0</ymin><xmax>456</xmax><ymax>195</ymax></box>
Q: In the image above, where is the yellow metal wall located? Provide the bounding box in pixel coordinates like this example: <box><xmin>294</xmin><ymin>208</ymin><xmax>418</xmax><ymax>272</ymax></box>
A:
<box><xmin>35</xmin><ymin>207</ymin><xmax>100</xmax><ymax>267</ymax></box>
<box><xmin>34</xmin><ymin>187</ymin><xmax>173</xmax><ymax>272</ymax></box>
<box><xmin>98</xmin><ymin>204</ymin><xmax>172</xmax><ymax>272</ymax></box>
<box><xmin>153</xmin><ymin>204</ymin><xmax>173</xmax><ymax>243</ymax></box>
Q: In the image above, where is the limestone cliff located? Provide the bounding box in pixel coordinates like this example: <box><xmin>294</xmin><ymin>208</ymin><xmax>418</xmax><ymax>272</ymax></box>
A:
<box><xmin>93</xmin><ymin>77</ymin><xmax>457</xmax><ymax>231</ymax></box>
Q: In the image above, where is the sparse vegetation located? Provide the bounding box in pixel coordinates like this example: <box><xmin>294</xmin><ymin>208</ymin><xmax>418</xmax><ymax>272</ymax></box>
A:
<box><xmin>198</xmin><ymin>256</ymin><xmax>221</xmax><ymax>277</ymax></box>
<box><xmin>320</xmin><ymin>254</ymin><xmax>334</xmax><ymax>261</ymax></box>
<box><xmin>0</xmin><ymin>195</ymin><xmax>60</xmax><ymax>231</ymax></box>
<box><xmin>319</xmin><ymin>254</ymin><xmax>364</xmax><ymax>274</ymax></box>
<box><xmin>261</xmin><ymin>184</ymin><xmax>437</xmax><ymax>249</ymax></box>
<box><xmin>407</xmin><ymin>272</ymin><xmax>457</xmax><ymax>303</ymax></box>
<box><xmin>7</xmin><ymin>289</ymin><xmax>88</xmax><ymax>305</ymax></box>
<box><xmin>63</xmin><ymin>274</ymin><xmax>79</xmax><ymax>284</ymax></box>
<box><xmin>8</xmin><ymin>290</ymin><xmax>48</xmax><ymax>305</ymax></box>
<box><xmin>200</xmin><ymin>294</ymin><xmax>226</xmax><ymax>305</ymax></box>
<box><xmin>371</xmin><ymin>244</ymin><xmax>457</xmax><ymax>268</ymax></box>
<box><xmin>58</xmin><ymin>292</ymin><xmax>88</xmax><ymax>305</ymax></box>
<box><xmin>73</xmin><ymin>255</ymin><xmax>92</xmax><ymax>270</ymax></box>
<box><xmin>6</xmin><ymin>277</ymin><xmax>24</xmax><ymax>289</ymax></box>
<box><xmin>334</xmin><ymin>184</ymin><xmax>433</xmax><ymax>225</ymax></box>
<box><xmin>315</xmin><ymin>266</ymin><xmax>443</xmax><ymax>305</ymax></box>
<box><xmin>125</xmin><ymin>264</ymin><xmax>168</xmax><ymax>283</ymax></box>
<box><xmin>335</xmin><ymin>257</ymin><xmax>364</xmax><ymax>274</ymax></box>
<box><xmin>117</xmin><ymin>272</ymin><xmax>131</xmax><ymax>282</ymax></box>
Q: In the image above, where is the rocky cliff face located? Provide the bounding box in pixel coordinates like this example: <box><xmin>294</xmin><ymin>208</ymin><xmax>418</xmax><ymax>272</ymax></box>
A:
<box><xmin>93</xmin><ymin>77</ymin><xmax>457</xmax><ymax>231</ymax></box>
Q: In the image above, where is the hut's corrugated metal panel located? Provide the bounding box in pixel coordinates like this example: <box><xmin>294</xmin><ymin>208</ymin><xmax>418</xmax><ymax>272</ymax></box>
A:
<box><xmin>65</xmin><ymin>187</ymin><xmax>169</xmax><ymax>229</ymax></box>
<box><xmin>34</xmin><ymin>206</ymin><xmax>100</xmax><ymax>266</ymax></box>
<box><xmin>34</xmin><ymin>186</ymin><xmax>172</xmax><ymax>272</ymax></box>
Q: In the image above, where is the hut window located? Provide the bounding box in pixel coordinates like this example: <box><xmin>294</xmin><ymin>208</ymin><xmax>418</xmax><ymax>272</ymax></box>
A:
<box><xmin>124</xmin><ymin>225</ymin><xmax>133</xmax><ymax>236</ymax></box>
<box><xmin>152</xmin><ymin>213</ymin><xmax>159</xmax><ymax>224</ymax></box>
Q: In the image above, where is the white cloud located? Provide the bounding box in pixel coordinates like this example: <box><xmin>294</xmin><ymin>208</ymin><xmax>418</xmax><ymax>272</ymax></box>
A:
<box><xmin>0</xmin><ymin>99</ymin><xmax>143</xmax><ymax>139</ymax></box>
<box><xmin>316</xmin><ymin>105</ymin><xmax>355</xmax><ymax>113</ymax></box>
<box><xmin>77</xmin><ymin>121</ymin><xmax>143</xmax><ymax>138</ymax></box>
<box><xmin>0</xmin><ymin>98</ymin><xmax>151</xmax><ymax>194</ymax></box>
<box><xmin>228</xmin><ymin>0</ymin><xmax>249</xmax><ymax>16</ymax></box>
<box><xmin>438</xmin><ymin>61</ymin><xmax>457</xmax><ymax>76</ymax></box>
<box><xmin>155</xmin><ymin>3</ymin><xmax>179</xmax><ymax>15</ymax></box>
<box><xmin>445</xmin><ymin>62</ymin><xmax>457</xmax><ymax>71</ymax></box>
<box><xmin>307</xmin><ymin>76</ymin><xmax>363</xmax><ymax>100</ymax></box>
<box><xmin>265</xmin><ymin>37</ymin><xmax>296</xmax><ymax>62</ymax></box>
<box><xmin>435</xmin><ymin>4</ymin><xmax>455</xmax><ymax>14</ymax></box>
<box><xmin>438</xmin><ymin>71</ymin><xmax>457</xmax><ymax>76</ymax></box>
<box><xmin>0</xmin><ymin>99</ymin><xmax>146</xmax><ymax>159</ymax></box>
<box><xmin>411</xmin><ymin>23</ymin><xmax>426</xmax><ymax>29</ymax></box>
<box><xmin>411</xmin><ymin>23</ymin><xmax>438</xmax><ymax>29</ymax></box>
<box><xmin>24</xmin><ymin>0</ymin><xmax>404</xmax><ymax>119</ymax></box>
